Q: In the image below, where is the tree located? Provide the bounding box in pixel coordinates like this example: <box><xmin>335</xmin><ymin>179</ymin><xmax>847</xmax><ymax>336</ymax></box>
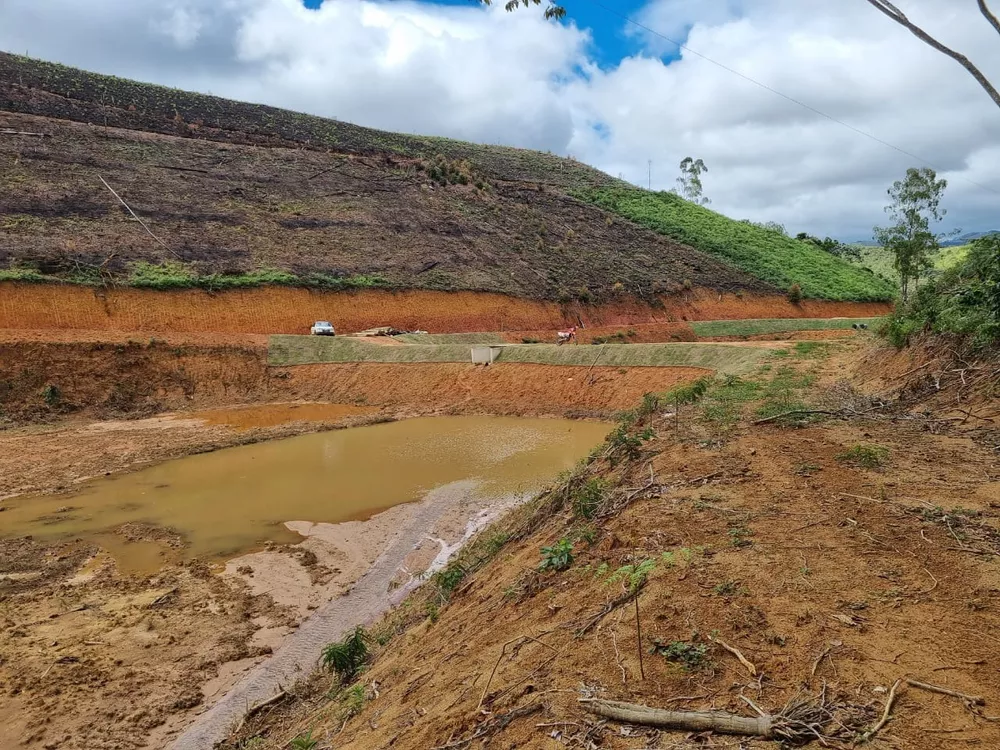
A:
<box><xmin>796</xmin><ymin>233</ymin><xmax>862</xmax><ymax>261</ymax></box>
<box><xmin>479</xmin><ymin>0</ymin><xmax>565</xmax><ymax>19</ymax></box>
<box><xmin>864</xmin><ymin>1</ymin><xmax>1000</xmax><ymax>110</ymax></box>
<box><xmin>874</xmin><ymin>167</ymin><xmax>948</xmax><ymax>302</ymax></box>
<box><xmin>675</xmin><ymin>157</ymin><xmax>710</xmax><ymax>205</ymax></box>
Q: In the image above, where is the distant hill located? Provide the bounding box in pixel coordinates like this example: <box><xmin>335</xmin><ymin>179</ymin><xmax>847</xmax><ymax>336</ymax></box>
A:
<box><xmin>853</xmin><ymin>244</ymin><xmax>971</xmax><ymax>284</ymax></box>
<box><xmin>941</xmin><ymin>231</ymin><xmax>999</xmax><ymax>247</ymax></box>
<box><xmin>0</xmin><ymin>52</ymin><xmax>889</xmax><ymax>302</ymax></box>
<box><xmin>575</xmin><ymin>189</ymin><xmax>895</xmax><ymax>302</ymax></box>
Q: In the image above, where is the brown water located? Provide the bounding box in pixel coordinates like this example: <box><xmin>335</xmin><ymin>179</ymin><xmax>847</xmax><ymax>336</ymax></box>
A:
<box><xmin>182</xmin><ymin>402</ymin><xmax>376</xmax><ymax>430</ymax></box>
<box><xmin>1</xmin><ymin>416</ymin><xmax>609</xmax><ymax>573</ymax></box>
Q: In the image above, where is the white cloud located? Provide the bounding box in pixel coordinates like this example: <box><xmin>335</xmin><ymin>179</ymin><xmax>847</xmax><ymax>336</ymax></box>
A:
<box><xmin>0</xmin><ymin>0</ymin><xmax>997</xmax><ymax>239</ymax></box>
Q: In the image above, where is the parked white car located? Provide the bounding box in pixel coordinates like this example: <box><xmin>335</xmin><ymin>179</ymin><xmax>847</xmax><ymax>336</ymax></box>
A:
<box><xmin>310</xmin><ymin>320</ymin><xmax>336</xmax><ymax>336</ymax></box>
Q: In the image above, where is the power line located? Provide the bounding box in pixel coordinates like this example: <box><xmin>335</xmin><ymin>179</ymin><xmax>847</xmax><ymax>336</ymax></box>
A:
<box><xmin>576</xmin><ymin>0</ymin><xmax>1000</xmax><ymax>196</ymax></box>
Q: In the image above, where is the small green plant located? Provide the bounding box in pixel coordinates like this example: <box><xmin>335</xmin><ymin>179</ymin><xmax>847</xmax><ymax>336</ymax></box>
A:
<box><xmin>521</xmin><ymin>337</ymin><xmax>542</xmax><ymax>344</ymax></box>
<box><xmin>289</xmin><ymin>730</ymin><xmax>319</xmax><ymax>750</ymax></box>
<box><xmin>41</xmin><ymin>383</ymin><xmax>61</xmax><ymax>406</ymax></box>
<box><xmin>793</xmin><ymin>341</ymin><xmax>825</xmax><ymax>357</ymax></box>
<box><xmin>836</xmin><ymin>444</ymin><xmax>890</xmax><ymax>469</ymax></box>
<box><xmin>432</xmin><ymin>562</ymin><xmax>466</xmax><ymax>601</ymax></box>
<box><xmin>606</xmin><ymin>558</ymin><xmax>656</xmax><ymax>593</ymax></box>
<box><xmin>651</xmin><ymin>637</ymin><xmax>709</xmax><ymax>671</ymax></box>
<box><xmin>660</xmin><ymin>546</ymin><xmax>702</xmax><ymax>567</ymax></box>
<box><xmin>571</xmin><ymin>478</ymin><xmax>606</xmax><ymax>519</ymax></box>
<box><xmin>795</xmin><ymin>463</ymin><xmax>821</xmax><ymax>476</ymax></box>
<box><xmin>339</xmin><ymin>684</ymin><xmax>367</xmax><ymax>718</ymax></box>
<box><xmin>321</xmin><ymin>626</ymin><xmax>369</xmax><ymax>682</ymax></box>
<box><xmin>713</xmin><ymin>580</ymin><xmax>741</xmax><ymax>597</ymax></box>
<box><xmin>539</xmin><ymin>538</ymin><xmax>574</xmax><ymax>572</ymax></box>
<box><xmin>728</xmin><ymin>526</ymin><xmax>754</xmax><ymax>548</ymax></box>
<box><xmin>572</xmin><ymin>523</ymin><xmax>598</xmax><ymax>546</ymax></box>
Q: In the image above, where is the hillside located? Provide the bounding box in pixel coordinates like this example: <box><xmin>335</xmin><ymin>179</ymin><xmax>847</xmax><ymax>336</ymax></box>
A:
<box><xmin>576</xmin><ymin>188</ymin><xmax>895</xmax><ymax>301</ymax></box>
<box><xmin>0</xmin><ymin>53</ymin><xmax>888</xmax><ymax>304</ymax></box>
<box><xmin>854</xmin><ymin>244</ymin><xmax>971</xmax><ymax>283</ymax></box>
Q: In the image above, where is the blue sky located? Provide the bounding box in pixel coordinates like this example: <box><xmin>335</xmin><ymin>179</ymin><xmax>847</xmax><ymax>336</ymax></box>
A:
<box><xmin>303</xmin><ymin>0</ymin><xmax>669</xmax><ymax>68</ymax></box>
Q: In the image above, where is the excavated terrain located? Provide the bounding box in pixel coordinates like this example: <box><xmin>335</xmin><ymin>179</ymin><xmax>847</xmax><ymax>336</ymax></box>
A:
<box><xmin>222</xmin><ymin>341</ymin><xmax>1000</xmax><ymax>750</ymax></box>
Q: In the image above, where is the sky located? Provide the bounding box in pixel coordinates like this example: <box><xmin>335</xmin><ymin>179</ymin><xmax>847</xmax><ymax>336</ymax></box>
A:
<box><xmin>1</xmin><ymin>0</ymin><xmax>998</xmax><ymax>240</ymax></box>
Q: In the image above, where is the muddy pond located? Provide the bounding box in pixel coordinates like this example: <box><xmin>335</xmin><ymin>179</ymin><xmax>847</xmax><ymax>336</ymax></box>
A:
<box><xmin>2</xmin><ymin>416</ymin><xmax>610</xmax><ymax>573</ymax></box>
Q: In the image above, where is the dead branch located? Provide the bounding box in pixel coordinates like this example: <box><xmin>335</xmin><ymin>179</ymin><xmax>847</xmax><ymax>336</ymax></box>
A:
<box><xmin>753</xmin><ymin>409</ymin><xmax>840</xmax><ymax>425</ymax></box>
<box><xmin>577</xmin><ymin>584</ymin><xmax>644</xmax><ymax>636</ymax></box>
<box><xmin>435</xmin><ymin>702</ymin><xmax>543</xmax><ymax>749</ymax></box>
<box><xmin>708</xmin><ymin>635</ymin><xmax>757</xmax><ymax>676</ymax></box>
<box><xmin>859</xmin><ymin>678</ymin><xmax>902</xmax><ymax>743</ymax></box>
<box><xmin>98</xmin><ymin>175</ymin><xmax>179</xmax><ymax>258</ymax></box>
<box><xmin>478</xmin><ymin>636</ymin><xmax>555</xmax><ymax>711</ymax></box>
<box><xmin>0</xmin><ymin>129</ymin><xmax>50</xmax><ymax>137</ymax></box>
<box><xmin>864</xmin><ymin>0</ymin><xmax>1000</xmax><ymax>110</ymax></box>
<box><xmin>580</xmin><ymin>699</ymin><xmax>771</xmax><ymax>737</ymax></box>
<box><xmin>905</xmin><ymin>678</ymin><xmax>985</xmax><ymax>706</ymax></box>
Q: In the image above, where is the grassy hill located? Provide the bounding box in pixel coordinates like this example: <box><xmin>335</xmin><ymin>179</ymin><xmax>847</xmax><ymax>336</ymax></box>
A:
<box><xmin>853</xmin><ymin>244</ymin><xmax>970</xmax><ymax>284</ymax></box>
<box><xmin>575</xmin><ymin>188</ymin><xmax>895</xmax><ymax>301</ymax></box>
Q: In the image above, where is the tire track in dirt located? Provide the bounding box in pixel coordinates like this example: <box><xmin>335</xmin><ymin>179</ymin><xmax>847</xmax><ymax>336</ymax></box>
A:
<box><xmin>167</xmin><ymin>480</ymin><xmax>477</xmax><ymax>750</ymax></box>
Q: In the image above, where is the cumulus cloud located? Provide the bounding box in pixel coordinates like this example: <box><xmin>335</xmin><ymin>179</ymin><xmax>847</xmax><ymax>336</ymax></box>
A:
<box><xmin>0</xmin><ymin>0</ymin><xmax>997</xmax><ymax>239</ymax></box>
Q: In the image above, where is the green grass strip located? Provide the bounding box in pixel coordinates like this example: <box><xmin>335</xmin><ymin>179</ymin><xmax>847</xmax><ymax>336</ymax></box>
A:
<box><xmin>690</xmin><ymin>317</ymin><xmax>883</xmax><ymax>337</ymax></box>
<box><xmin>269</xmin><ymin>336</ymin><xmax>778</xmax><ymax>375</ymax></box>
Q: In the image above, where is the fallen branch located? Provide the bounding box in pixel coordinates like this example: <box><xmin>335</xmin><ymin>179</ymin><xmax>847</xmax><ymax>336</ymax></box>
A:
<box><xmin>858</xmin><ymin>679</ymin><xmax>902</xmax><ymax>743</ymax></box>
<box><xmin>477</xmin><ymin>635</ymin><xmax>555</xmax><ymax>711</ymax></box>
<box><xmin>0</xmin><ymin>129</ymin><xmax>50</xmax><ymax>137</ymax></box>
<box><xmin>906</xmin><ymin>678</ymin><xmax>984</xmax><ymax>706</ymax></box>
<box><xmin>580</xmin><ymin>699</ymin><xmax>771</xmax><ymax>736</ymax></box>
<box><xmin>579</xmin><ymin>694</ymin><xmax>849</xmax><ymax>744</ymax></box>
<box><xmin>709</xmin><ymin>635</ymin><xmax>757</xmax><ymax>676</ymax></box>
<box><xmin>577</xmin><ymin>584</ymin><xmax>643</xmax><ymax>636</ymax></box>
<box><xmin>98</xmin><ymin>175</ymin><xmax>178</xmax><ymax>258</ymax></box>
<box><xmin>753</xmin><ymin>409</ymin><xmax>840</xmax><ymax>425</ymax></box>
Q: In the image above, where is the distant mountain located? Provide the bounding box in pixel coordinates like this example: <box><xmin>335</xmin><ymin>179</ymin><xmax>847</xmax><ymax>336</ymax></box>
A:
<box><xmin>941</xmin><ymin>231</ymin><xmax>1000</xmax><ymax>247</ymax></box>
<box><xmin>852</xmin><ymin>231</ymin><xmax>998</xmax><ymax>248</ymax></box>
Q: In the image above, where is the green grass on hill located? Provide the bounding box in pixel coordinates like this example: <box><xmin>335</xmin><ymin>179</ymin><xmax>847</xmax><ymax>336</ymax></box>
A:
<box><xmin>269</xmin><ymin>336</ymin><xmax>778</xmax><ymax>375</ymax></box>
<box><xmin>574</xmin><ymin>188</ymin><xmax>894</xmax><ymax>302</ymax></box>
<box><xmin>853</xmin><ymin>245</ymin><xmax>971</xmax><ymax>284</ymax></box>
<box><xmin>690</xmin><ymin>317</ymin><xmax>882</xmax><ymax>337</ymax></box>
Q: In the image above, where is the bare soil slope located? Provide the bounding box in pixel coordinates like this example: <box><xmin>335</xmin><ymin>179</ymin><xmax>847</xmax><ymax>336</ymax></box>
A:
<box><xmin>0</xmin><ymin>51</ymin><xmax>774</xmax><ymax>303</ymax></box>
<box><xmin>228</xmin><ymin>342</ymin><xmax>1000</xmax><ymax>750</ymax></box>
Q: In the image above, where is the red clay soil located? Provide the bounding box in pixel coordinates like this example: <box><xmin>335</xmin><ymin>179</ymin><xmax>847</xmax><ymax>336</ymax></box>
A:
<box><xmin>0</xmin><ymin>340</ymin><xmax>709</xmax><ymax>424</ymax></box>
<box><xmin>0</xmin><ymin>283</ymin><xmax>891</xmax><ymax>336</ymax></box>
<box><xmin>229</xmin><ymin>347</ymin><xmax>1000</xmax><ymax>750</ymax></box>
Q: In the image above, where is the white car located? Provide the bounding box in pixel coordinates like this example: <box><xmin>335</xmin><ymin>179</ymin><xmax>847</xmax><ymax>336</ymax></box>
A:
<box><xmin>310</xmin><ymin>320</ymin><xmax>336</xmax><ymax>336</ymax></box>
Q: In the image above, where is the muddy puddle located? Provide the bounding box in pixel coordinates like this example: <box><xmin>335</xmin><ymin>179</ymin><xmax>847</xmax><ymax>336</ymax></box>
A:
<box><xmin>1</xmin><ymin>416</ymin><xmax>609</xmax><ymax>574</ymax></box>
<box><xmin>181</xmin><ymin>401</ymin><xmax>376</xmax><ymax>430</ymax></box>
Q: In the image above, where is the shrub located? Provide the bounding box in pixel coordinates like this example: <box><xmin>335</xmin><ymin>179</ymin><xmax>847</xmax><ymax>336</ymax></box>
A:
<box><xmin>539</xmin><ymin>538</ymin><xmax>574</xmax><ymax>572</ymax></box>
<box><xmin>321</xmin><ymin>626</ymin><xmax>370</xmax><ymax>681</ymax></box>
<box><xmin>432</xmin><ymin>562</ymin><xmax>466</xmax><ymax>600</ymax></box>
<box><xmin>788</xmin><ymin>283</ymin><xmax>803</xmax><ymax>304</ymax></box>
<box><xmin>41</xmin><ymin>383</ymin><xmax>61</xmax><ymax>406</ymax></box>
<box><xmin>651</xmin><ymin>637</ymin><xmax>709</xmax><ymax>671</ymax></box>
<box><xmin>836</xmin><ymin>444</ymin><xmax>889</xmax><ymax>469</ymax></box>
<box><xmin>571</xmin><ymin>478</ymin><xmax>606</xmax><ymax>519</ymax></box>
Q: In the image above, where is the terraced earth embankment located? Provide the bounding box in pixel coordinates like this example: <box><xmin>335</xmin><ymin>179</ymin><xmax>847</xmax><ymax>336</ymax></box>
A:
<box><xmin>0</xmin><ymin>282</ymin><xmax>890</xmax><ymax>336</ymax></box>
